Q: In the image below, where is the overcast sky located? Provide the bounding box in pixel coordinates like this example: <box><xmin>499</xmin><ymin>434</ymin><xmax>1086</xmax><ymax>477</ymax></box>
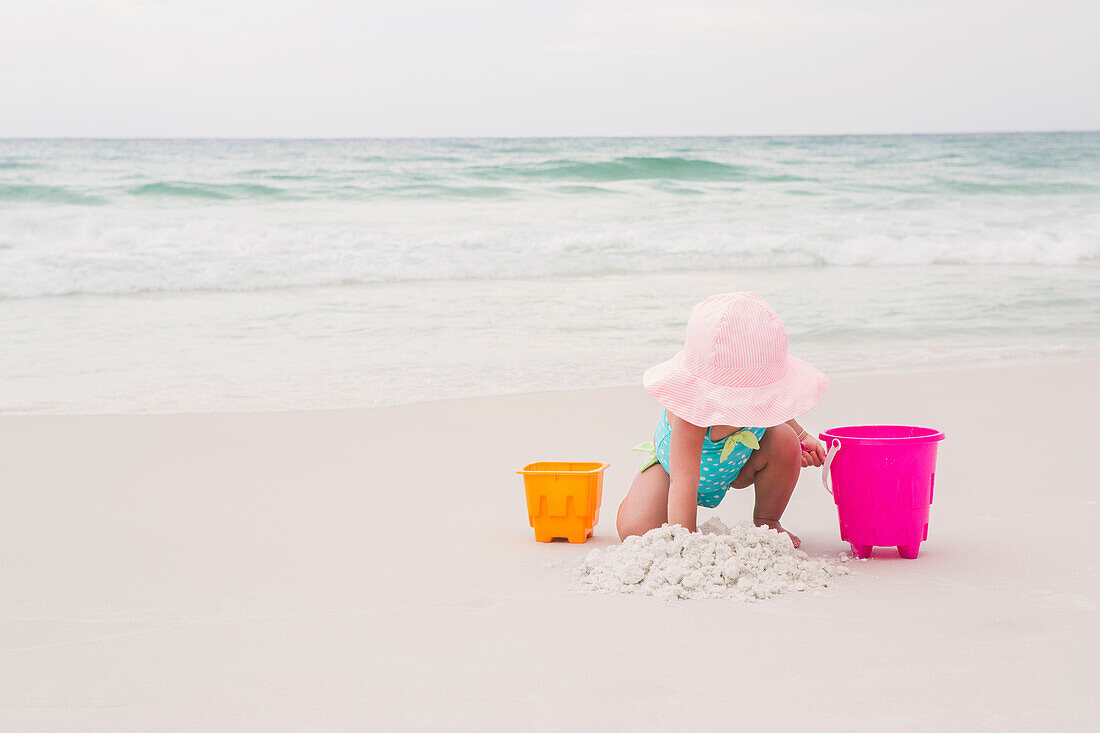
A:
<box><xmin>2</xmin><ymin>0</ymin><xmax>1098</xmax><ymax>138</ymax></box>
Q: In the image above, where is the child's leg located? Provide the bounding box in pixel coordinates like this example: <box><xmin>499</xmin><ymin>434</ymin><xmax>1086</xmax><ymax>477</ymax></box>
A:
<box><xmin>729</xmin><ymin>424</ymin><xmax>803</xmax><ymax>547</ymax></box>
<box><xmin>615</xmin><ymin>463</ymin><xmax>671</xmax><ymax>540</ymax></box>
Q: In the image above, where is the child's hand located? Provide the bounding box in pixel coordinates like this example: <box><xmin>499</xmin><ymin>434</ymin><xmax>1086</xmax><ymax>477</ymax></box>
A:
<box><xmin>799</xmin><ymin>434</ymin><xmax>826</xmax><ymax>468</ymax></box>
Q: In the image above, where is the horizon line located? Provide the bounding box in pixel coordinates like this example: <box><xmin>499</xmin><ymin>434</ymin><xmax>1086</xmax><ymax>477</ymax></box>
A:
<box><xmin>2</xmin><ymin>128</ymin><xmax>1098</xmax><ymax>142</ymax></box>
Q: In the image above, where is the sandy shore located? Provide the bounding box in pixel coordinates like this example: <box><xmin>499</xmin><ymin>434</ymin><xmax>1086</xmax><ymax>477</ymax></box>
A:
<box><xmin>1</xmin><ymin>360</ymin><xmax>1097</xmax><ymax>730</ymax></box>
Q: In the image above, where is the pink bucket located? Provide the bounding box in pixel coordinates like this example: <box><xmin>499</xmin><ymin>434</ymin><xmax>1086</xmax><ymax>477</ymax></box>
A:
<box><xmin>819</xmin><ymin>425</ymin><xmax>944</xmax><ymax>559</ymax></box>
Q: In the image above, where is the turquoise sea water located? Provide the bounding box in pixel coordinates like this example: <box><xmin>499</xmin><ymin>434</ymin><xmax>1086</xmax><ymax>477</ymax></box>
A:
<box><xmin>1</xmin><ymin>134</ymin><xmax>1098</xmax><ymax>413</ymax></box>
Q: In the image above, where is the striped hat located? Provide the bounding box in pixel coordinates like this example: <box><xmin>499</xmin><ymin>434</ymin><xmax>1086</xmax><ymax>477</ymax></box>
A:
<box><xmin>643</xmin><ymin>292</ymin><xmax>827</xmax><ymax>428</ymax></box>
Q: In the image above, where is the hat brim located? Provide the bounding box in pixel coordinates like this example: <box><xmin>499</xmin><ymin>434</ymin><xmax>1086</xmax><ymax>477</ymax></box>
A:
<box><xmin>643</xmin><ymin>352</ymin><xmax>828</xmax><ymax>428</ymax></box>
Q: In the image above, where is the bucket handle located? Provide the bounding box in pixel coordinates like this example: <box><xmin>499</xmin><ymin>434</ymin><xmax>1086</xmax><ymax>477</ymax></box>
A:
<box><xmin>821</xmin><ymin>438</ymin><xmax>842</xmax><ymax>496</ymax></box>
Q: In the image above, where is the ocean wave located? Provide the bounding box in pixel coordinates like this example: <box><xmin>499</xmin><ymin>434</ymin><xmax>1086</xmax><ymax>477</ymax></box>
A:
<box><xmin>928</xmin><ymin>180</ymin><xmax>1098</xmax><ymax>195</ymax></box>
<box><xmin>551</xmin><ymin>184</ymin><xmax>622</xmax><ymax>196</ymax></box>
<box><xmin>0</xmin><ymin>184</ymin><xmax>104</xmax><ymax>205</ymax></box>
<box><xmin>128</xmin><ymin>181</ymin><xmax>291</xmax><ymax>200</ymax></box>
<box><xmin>2</xmin><ymin>134</ymin><xmax>1098</xmax><ymax>297</ymax></box>
<box><xmin>472</xmin><ymin>156</ymin><xmax>752</xmax><ymax>182</ymax></box>
<box><xmin>374</xmin><ymin>184</ymin><xmax>516</xmax><ymax>199</ymax></box>
<box><xmin>236</xmin><ymin>169</ymin><xmax>315</xmax><ymax>181</ymax></box>
<box><xmin>1</xmin><ymin>221</ymin><xmax>1097</xmax><ymax>299</ymax></box>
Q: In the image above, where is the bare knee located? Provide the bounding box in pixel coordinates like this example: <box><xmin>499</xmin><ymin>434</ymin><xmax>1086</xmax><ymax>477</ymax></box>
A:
<box><xmin>615</xmin><ymin>498</ymin><xmax>634</xmax><ymax>540</ymax></box>
<box><xmin>616</xmin><ymin>501</ymin><xmax>655</xmax><ymax>540</ymax></box>
<box><xmin>731</xmin><ymin>425</ymin><xmax>799</xmax><ymax>489</ymax></box>
<box><xmin>615</xmin><ymin>488</ymin><xmax>661</xmax><ymax>541</ymax></box>
<box><xmin>616</xmin><ymin>514</ymin><xmax>642</xmax><ymax>541</ymax></box>
<box><xmin>761</xmin><ymin>425</ymin><xmax>802</xmax><ymax>471</ymax></box>
<box><xmin>615</xmin><ymin>465</ymin><xmax>669</xmax><ymax>540</ymax></box>
<box><xmin>765</xmin><ymin>422</ymin><xmax>800</xmax><ymax>457</ymax></box>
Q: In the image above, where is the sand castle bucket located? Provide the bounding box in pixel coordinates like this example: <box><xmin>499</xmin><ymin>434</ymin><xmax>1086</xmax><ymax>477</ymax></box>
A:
<box><xmin>819</xmin><ymin>426</ymin><xmax>944</xmax><ymax>559</ymax></box>
<box><xmin>517</xmin><ymin>462</ymin><xmax>608</xmax><ymax>543</ymax></box>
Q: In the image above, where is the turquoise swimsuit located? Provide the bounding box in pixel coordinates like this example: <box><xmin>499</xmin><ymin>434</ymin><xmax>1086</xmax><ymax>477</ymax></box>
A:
<box><xmin>633</xmin><ymin>407</ymin><xmax>766</xmax><ymax>508</ymax></box>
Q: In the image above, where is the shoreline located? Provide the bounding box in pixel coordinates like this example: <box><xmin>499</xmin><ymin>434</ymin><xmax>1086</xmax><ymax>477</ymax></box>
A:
<box><xmin>3</xmin><ymin>352</ymin><xmax>1097</xmax><ymax>418</ymax></box>
<box><xmin>5</xmin><ymin>261</ymin><xmax>1097</xmax><ymax>416</ymax></box>
<box><xmin>4</xmin><ymin>261</ymin><xmax>1098</xmax><ymax>305</ymax></box>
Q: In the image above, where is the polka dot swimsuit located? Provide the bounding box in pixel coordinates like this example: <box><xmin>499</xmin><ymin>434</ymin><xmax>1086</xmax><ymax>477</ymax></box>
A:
<box><xmin>652</xmin><ymin>407</ymin><xmax>766</xmax><ymax>508</ymax></box>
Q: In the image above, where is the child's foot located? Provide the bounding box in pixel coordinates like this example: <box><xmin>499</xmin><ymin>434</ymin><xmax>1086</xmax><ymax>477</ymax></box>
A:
<box><xmin>754</xmin><ymin>518</ymin><xmax>801</xmax><ymax>548</ymax></box>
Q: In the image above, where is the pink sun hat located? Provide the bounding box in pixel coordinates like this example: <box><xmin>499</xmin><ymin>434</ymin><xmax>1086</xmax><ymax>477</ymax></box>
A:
<box><xmin>643</xmin><ymin>292</ymin><xmax>827</xmax><ymax>428</ymax></box>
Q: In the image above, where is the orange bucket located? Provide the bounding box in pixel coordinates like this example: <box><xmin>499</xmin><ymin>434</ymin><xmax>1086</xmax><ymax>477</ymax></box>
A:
<box><xmin>516</xmin><ymin>462</ymin><xmax>609</xmax><ymax>543</ymax></box>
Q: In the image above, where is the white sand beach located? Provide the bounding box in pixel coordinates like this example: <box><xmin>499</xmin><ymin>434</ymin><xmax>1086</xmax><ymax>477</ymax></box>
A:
<box><xmin>5</xmin><ymin>1</ymin><xmax>1099</xmax><ymax>728</ymax></box>
<box><xmin>1</xmin><ymin>359</ymin><xmax>1097</xmax><ymax>730</ymax></box>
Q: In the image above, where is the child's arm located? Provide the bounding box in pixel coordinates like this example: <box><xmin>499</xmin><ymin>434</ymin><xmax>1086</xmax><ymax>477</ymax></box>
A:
<box><xmin>786</xmin><ymin>418</ymin><xmax>825</xmax><ymax>467</ymax></box>
<box><xmin>666</xmin><ymin>411</ymin><xmax>706</xmax><ymax>531</ymax></box>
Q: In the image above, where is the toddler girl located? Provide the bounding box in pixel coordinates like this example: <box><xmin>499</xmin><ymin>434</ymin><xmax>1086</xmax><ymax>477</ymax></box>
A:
<box><xmin>617</xmin><ymin>292</ymin><xmax>828</xmax><ymax>548</ymax></box>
